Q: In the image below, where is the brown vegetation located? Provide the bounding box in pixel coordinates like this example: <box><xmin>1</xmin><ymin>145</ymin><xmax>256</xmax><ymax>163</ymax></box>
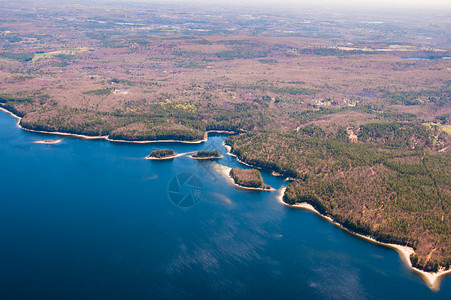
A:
<box><xmin>229</xmin><ymin>167</ymin><xmax>271</xmax><ymax>190</ymax></box>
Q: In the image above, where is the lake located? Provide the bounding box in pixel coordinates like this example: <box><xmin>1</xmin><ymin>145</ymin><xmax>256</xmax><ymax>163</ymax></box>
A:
<box><xmin>0</xmin><ymin>110</ymin><xmax>449</xmax><ymax>299</ymax></box>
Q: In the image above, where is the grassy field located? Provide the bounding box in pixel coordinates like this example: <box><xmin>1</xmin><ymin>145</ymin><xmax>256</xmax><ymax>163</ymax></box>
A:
<box><xmin>31</xmin><ymin>48</ymin><xmax>92</xmax><ymax>62</ymax></box>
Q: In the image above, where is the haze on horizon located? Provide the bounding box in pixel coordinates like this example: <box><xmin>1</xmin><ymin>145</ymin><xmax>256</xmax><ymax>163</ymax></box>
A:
<box><xmin>10</xmin><ymin>0</ymin><xmax>451</xmax><ymax>10</ymax></box>
<box><xmin>131</xmin><ymin>0</ymin><xmax>451</xmax><ymax>10</ymax></box>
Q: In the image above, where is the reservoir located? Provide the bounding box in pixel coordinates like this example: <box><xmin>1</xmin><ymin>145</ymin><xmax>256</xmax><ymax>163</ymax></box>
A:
<box><xmin>0</xmin><ymin>110</ymin><xmax>449</xmax><ymax>299</ymax></box>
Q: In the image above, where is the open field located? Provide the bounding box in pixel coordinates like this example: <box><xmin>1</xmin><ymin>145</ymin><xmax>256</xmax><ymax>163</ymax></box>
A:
<box><xmin>31</xmin><ymin>48</ymin><xmax>93</xmax><ymax>62</ymax></box>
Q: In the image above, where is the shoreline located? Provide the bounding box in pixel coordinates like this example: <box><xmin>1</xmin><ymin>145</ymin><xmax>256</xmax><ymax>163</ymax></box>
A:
<box><xmin>214</xmin><ymin>163</ymin><xmax>275</xmax><ymax>192</ymax></box>
<box><xmin>0</xmin><ymin>107</ymin><xmax>22</xmax><ymax>121</ymax></box>
<box><xmin>106</xmin><ymin>136</ymin><xmax>204</xmax><ymax>144</ymax></box>
<box><xmin>0</xmin><ymin>106</ymin><xmax>234</xmax><ymax>144</ymax></box>
<box><xmin>225</xmin><ymin>138</ymin><xmax>451</xmax><ymax>290</ymax></box>
<box><xmin>224</xmin><ymin>141</ymin><xmax>297</xmax><ymax>182</ymax></box>
<box><xmin>275</xmin><ymin>186</ymin><xmax>451</xmax><ymax>291</ymax></box>
<box><xmin>223</xmin><ymin>142</ymin><xmax>262</xmax><ymax>169</ymax></box>
<box><xmin>203</xmin><ymin>130</ymin><xmax>235</xmax><ymax>141</ymax></box>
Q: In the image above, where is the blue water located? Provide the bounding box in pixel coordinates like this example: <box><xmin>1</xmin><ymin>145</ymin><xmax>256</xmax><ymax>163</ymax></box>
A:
<box><xmin>403</xmin><ymin>57</ymin><xmax>451</xmax><ymax>60</ymax></box>
<box><xmin>0</xmin><ymin>110</ymin><xmax>449</xmax><ymax>299</ymax></box>
<box><xmin>403</xmin><ymin>57</ymin><xmax>432</xmax><ymax>60</ymax></box>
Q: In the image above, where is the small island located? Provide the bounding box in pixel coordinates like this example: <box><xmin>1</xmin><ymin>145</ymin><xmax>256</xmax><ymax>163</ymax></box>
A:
<box><xmin>191</xmin><ymin>150</ymin><xmax>223</xmax><ymax>160</ymax></box>
<box><xmin>229</xmin><ymin>167</ymin><xmax>272</xmax><ymax>191</ymax></box>
<box><xmin>35</xmin><ymin>139</ymin><xmax>63</xmax><ymax>145</ymax></box>
<box><xmin>146</xmin><ymin>149</ymin><xmax>177</xmax><ymax>160</ymax></box>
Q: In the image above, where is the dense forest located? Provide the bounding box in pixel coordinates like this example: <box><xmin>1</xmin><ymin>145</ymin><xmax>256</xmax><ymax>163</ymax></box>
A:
<box><xmin>192</xmin><ymin>150</ymin><xmax>221</xmax><ymax>158</ymax></box>
<box><xmin>226</xmin><ymin>127</ymin><xmax>451</xmax><ymax>272</ymax></box>
<box><xmin>147</xmin><ymin>149</ymin><xmax>175</xmax><ymax>158</ymax></box>
<box><xmin>229</xmin><ymin>167</ymin><xmax>270</xmax><ymax>189</ymax></box>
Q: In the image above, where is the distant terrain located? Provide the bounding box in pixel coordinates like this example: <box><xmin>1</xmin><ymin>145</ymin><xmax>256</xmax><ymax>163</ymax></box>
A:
<box><xmin>0</xmin><ymin>2</ymin><xmax>450</xmax><ymax>272</ymax></box>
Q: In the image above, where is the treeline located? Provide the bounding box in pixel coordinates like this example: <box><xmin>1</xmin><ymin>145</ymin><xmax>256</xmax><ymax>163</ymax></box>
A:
<box><xmin>0</xmin><ymin>94</ymin><xmax>34</xmax><ymax>118</ymax></box>
<box><xmin>0</xmin><ymin>103</ymin><xmax>26</xmax><ymax>117</ymax></box>
<box><xmin>410</xmin><ymin>254</ymin><xmax>449</xmax><ymax>272</ymax></box>
<box><xmin>0</xmin><ymin>94</ymin><xmax>32</xmax><ymax>104</ymax></box>
<box><xmin>283</xmin><ymin>192</ymin><xmax>328</xmax><ymax>214</ymax></box>
<box><xmin>383</xmin><ymin>160</ymin><xmax>427</xmax><ymax>175</ymax></box>
<box><xmin>0</xmin><ymin>52</ymin><xmax>34</xmax><ymax>62</ymax></box>
<box><xmin>20</xmin><ymin>115</ymin><xmax>112</xmax><ymax>136</ymax></box>
<box><xmin>109</xmin><ymin>127</ymin><xmax>204</xmax><ymax>141</ymax></box>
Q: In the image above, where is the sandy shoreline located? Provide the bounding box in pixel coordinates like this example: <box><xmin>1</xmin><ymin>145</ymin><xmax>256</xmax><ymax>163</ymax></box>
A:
<box><xmin>223</xmin><ymin>142</ymin><xmax>262</xmax><ymax>169</ymax></box>
<box><xmin>106</xmin><ymin>137</ymin><xmax>204</xmax><ymax>144</ymax></box>
<box><xmin>276</xmin><ymin>186</ymin><xmax>451</xmax><ymax>291</ymax></box>
<box><xmin>189</xmin><ymin>154</ymin><xmax>224</xmax><ymax>160</ymax></box>
<box><xmin>0</xmin><ymin>106</ymin><xmax>234</xmax><ymax>144</ymax></box>
<box><xmin>275</xmin><ymin>187</ymin><xmax>334</xmax><ymax>222</ymax></box>
<box><xmin>34</xmin><ymin>139</ymin><xmax>63</xmax><ymax>145</ymax></box>
<box><xmin>214</xmin><ymin>163</ymin><xmax>275</xmax><ymax>191</ymax></box>
<box><xmin>0</xmin><ymin>107</ymin><xmax>21</xmax><ymax>121</ymax></box>
<box><xmin>223</xmin><ymin>141</ymin><xmax>295</xmax><ymax>182</ymax></box>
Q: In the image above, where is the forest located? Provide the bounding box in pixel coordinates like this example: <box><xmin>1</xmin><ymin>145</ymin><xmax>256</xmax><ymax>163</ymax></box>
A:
<box><xmin>147</xmin><ymin>149</ymin><xmax>175</xmax><ymax>158</ymax></box>
<box><xmin>192</xmin><ymin>150</ymin><xmax>221</xmax><ymax>158</ymax></box>
<box><xmin>229</xmin><ymin>167</ymin><xmax>270</xmax><ymax>189</ymax></box>
<box><xmin>226</xmin><ymin>127</ymin><xmax>450</xmax><ymax>271</ymax></box>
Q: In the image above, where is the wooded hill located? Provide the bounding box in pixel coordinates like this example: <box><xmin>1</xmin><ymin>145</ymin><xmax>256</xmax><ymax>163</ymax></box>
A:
<box><xmin>225</xmin><ymin>127</ymin><xmax>451</xmax><ymax>272</ymax></box>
